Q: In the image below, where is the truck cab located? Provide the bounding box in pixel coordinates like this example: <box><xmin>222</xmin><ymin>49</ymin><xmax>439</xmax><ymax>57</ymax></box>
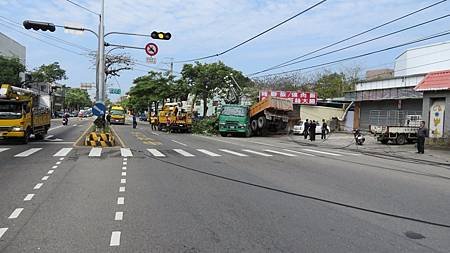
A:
<box><xmin>218</xmin><ymin>105</ymin><xmax>251</xmax><ymax>137</ymax></box>
<box><xmin>109</xmin><ymin>106</ymin><xmax>126</xmax><ymax>124</ymax></box>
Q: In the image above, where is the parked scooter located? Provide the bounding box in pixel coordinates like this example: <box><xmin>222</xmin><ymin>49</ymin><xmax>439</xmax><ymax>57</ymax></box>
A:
<box><xmin>353</xmin><ymin>129</ymin><xmax>365</xmax><ymax>145</ymax></box>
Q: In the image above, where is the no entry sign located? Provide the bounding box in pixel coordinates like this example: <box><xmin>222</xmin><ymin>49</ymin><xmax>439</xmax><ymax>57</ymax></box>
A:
<box><xmin>145</xmin><ymin>43</ymin><xmax>158</xmax><ymax>56</ymax></box>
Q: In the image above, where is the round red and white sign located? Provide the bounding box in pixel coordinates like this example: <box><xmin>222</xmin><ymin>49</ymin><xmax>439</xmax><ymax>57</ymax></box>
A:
<box><xmin>145</xmin><ymin>43</ymin><xmax>158</xmax><ymax>56</ymax></box>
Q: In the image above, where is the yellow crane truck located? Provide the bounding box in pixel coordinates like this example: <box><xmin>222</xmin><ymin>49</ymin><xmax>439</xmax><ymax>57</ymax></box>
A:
<box><xmin>157</xmin><ymin>102</ymin><xmax>192</xmax><ymax>133</ymax></box>
<box><xmin>0</xmin><ymin>84</ymin><xmax>51</xmax><ymax>143</ymax></box>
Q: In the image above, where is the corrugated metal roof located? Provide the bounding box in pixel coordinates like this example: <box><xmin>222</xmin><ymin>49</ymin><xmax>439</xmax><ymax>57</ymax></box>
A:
<box><xmin>415</xmin><ymin>69</ymin><xmax>450</xmax><ymax>91</ymax></box>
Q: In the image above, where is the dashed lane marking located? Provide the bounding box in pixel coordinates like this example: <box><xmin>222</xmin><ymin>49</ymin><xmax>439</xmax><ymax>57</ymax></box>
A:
<box><xmin>14</xmin><ymin>148</ymin><xmax>42</xmax><ymax>157</ymax></box>
<box><xmin>152</xmin><ymin>132</ymin><xmax>160</xmax><ymax>136</ymax></box>
<box><xmin>121</xmin><ymin>172</ymin><xmax>126</xmax><ymax>176</ymax></box>
<box><xmin>119</xmin><ymin>186</ymin><xmax>125</xmax><ymax>192</ymax></box>
<box><xmin>56</xmin><ymin>161</ymin><xmax>61</xmax><ymax>165</ymax></box>
<box><xmin>264</xmin><ymin>149</ymin><xmax>297</xmax><ymax>157</ymax></box>
<box><xmin>8</xmin><ymin>208</ymin><xmax>24</xmax><ymax>219</ymax></box>
<box><xmin>33</xmin><ymin>183</ymin><xmax>43</xmax><ymax>190</ymax></box>
<box><xmin>122</xmin><ymin>167</ymin><xmax>126</xmax><ymax>171</ymax></box>
<box><xmin>218</xmin><ymin>149</ymin><xmax>248</xmax><ymax>157</ymax></box>
<box><xmin>48</xmin><ymin>125</ymin><xmax>64</xmax><ymax>131</ymax></box>
<box><xmin>117</xmin><ymin>197</ymin><xmax>124</xmax><ymax>205</ymax></box>
<box><xmin>24</xmin><ymin>194</ymin><xmax>34</xmax><ymax>201</ymax></box>
<box><xmin>115</xmin><ymin>212</ymin><xmax>123</xmax><ymax>221</ymax></box>
<box><xmin>44</xmin><ymin>135</ymin><xmax>54</xmax><ymax>139</ymax></box>
<box><xmin>0</xmin><ymin>228</ymin><xmax>7</xmax><ymax>239</ymax></box>
<box><xmin>172</xmin><ymin>140</ymin><xmax>187</xmax><ymax>146</ymax></box>
<box><xmin>147</xmin><ymin>149</ymin><xmax>166</xmax><ymax>157</ymax></box>
<box><xmin>48</xmin><ymin>170</ymin><xmax>54</xmax><ymax>174</ymax></box>
<box><xmin>0</xmin><ymin>148</ymin><xmax>10</xmax><ymax>153</ymax></box>
<box><xmin>110</xmin><ymin>231</ymin><xmax>121</xmax><ymax>246</ymax></box>
<box><xmin>52</xmin><ymin>166</ymin><xmax>58</xmax><ymax>169</ymax></box>
<box><xmin>120</xmin><ymin>179</ymin><xmax>126</xmax><ymax>184</ymax></box>
<box><xmin>282</xmin><ymin>149</ymin><xmax>316</xmax><ymax>157</ymax></box>
<box><xmin>41</xmin><ymin>176</ymin><xmax>49</xmax><ymax>181</ymax></box>
<box><xmin>53</xmin><ymin>148</ymin><xmax>73</xmax><ymax>157</ymax></box>
<box><xmin>120</xmin><ymin>148</ymin><xmax>133</xmax><ymax>157</ymax></box>
<box><xmin>302</xmin><ymin>149</ymin><xmax>342</xmax><ymax>157</ymax></box>
<box><xmin>88</xmin><ymin>147</ymin><xmax>102</xmax><ymax>157</ymax></box>
<box><xmin>173</xmin><ymin>149</ymin><xmax>195</xmax><ymax>157</ymax></box>
<box><xmin>242</xmin><ymin>149</ymin><xmax>273</xmax><ymax>157</ymax></box>
<box><xmin>197</xmin><ymin>149</ymin><xmax>221</xmax><ymax>157</ymax></box>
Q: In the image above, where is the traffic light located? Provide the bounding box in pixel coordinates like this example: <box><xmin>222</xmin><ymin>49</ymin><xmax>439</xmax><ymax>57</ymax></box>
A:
<box><xmin>151</xmin><ymin>31</ymin><xmax>171</xmax><ymax>40</ymax></box>
<box><xmin>23</xmin><ymin>20</ymin><xmax>56</xmax><ymax>32</ymax></box>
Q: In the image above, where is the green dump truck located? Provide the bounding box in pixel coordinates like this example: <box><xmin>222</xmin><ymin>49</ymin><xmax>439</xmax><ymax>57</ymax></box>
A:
<box><xmin>218</xmin><ymin>97</ymin><xmax>293</xmax><ymax>137</ymax></box>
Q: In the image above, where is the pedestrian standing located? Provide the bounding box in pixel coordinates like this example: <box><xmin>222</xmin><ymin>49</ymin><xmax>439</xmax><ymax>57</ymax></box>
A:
<box><xmin>417</xmin><ymin>120</ymin><xmax>428</xmax><ymax>154</ymax></box>
<box><xmin>309</xmin><ymin>120</ymin><xmax>316</xmax><ymax>141</ymax></box>
<box><xmin>303</xmin><ymin>119</ymin><xmax>310</xmax><ymax>139</ymax></box>
<box><xmin>321</xmin><ymin>119</ymin><xmax>328</xmax><ymax>140</ymax></box>
<box><xmin>132</xmin><ymin>114</ymin><xmax>137</xmax><ymax>129</ymax></box>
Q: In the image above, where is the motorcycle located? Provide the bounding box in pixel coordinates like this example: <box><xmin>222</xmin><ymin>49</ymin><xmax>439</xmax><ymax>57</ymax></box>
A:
<box><xmin>62</xmin><ymin>117</ymin><xmax>68</xmax><ymax>126</ymax></box>
<box><xmin>353</xmin><ymin>129</ymin><xmax>365</xmax><ymax>145</ymax></box>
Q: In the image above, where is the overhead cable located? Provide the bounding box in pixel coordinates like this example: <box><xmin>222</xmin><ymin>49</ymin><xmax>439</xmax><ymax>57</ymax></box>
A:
<box><xmin>173</xmin><ymin>0</ymin><xmax>328</xmax><ymax>63</ymax></box>
<box><xmin>63</xmin><ymin>0</ymin><xmax>99</xmax><ymax>16</ymax></box>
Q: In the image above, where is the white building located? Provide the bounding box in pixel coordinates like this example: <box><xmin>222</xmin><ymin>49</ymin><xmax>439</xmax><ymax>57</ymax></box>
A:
<box><xmin>394</xmin><ymin>41</ymin><xmax>450</xmax><ymax>77</ymax></box>
<box><xmin>0</xmin><ymin>32</ymin><xmax>26</xmax><ymax>81</ymax></box>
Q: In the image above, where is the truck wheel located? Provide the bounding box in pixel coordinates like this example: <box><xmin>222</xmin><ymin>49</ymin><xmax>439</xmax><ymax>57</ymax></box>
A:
<box><xmin>380</xmin><ymin>139</ymin><xmax>389</xmax><ymax>144</ymax></box>
<box><xmin>396</xmin><ymin>134</ymin><xmax>406</xmax><ymax>145</ymax></box>
<box><xmin>251</xmin><ymin>120</ymin><xmax>258</xmax><ymax>131</ymax></box>
<box><xmin>245</xmin><ymin>128</ymin><xmax>252</xmax><ymax>137</ymax></box>
<box><xmin>257</xmin><ymin>116</ymin><xmax>266</xmax><ymax>129</ymax></box>
<box><xmin>220</xmin><ymin>132</ymin><xmax>227</xmax><ymax>137</ymax></box>
<box><xmin>34</xmin><ymin>133</ymin><xmax>45</xmax><ymax>140</ymax></box>
<box><xmin>22</xmin><ymin>131</ymin><xmax>30</xmax><ymax>144</ymax></box>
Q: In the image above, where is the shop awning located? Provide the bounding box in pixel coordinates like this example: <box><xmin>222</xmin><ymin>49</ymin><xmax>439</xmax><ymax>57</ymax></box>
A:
<box><xmin>415</xmin><ymin>70</ymin><xmax>450</xmax><ymax>91</ymax></box>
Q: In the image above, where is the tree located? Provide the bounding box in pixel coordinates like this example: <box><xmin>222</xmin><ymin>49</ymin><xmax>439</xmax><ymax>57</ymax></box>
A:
<box><xmin>65</xmin><ymin>88</ymin><xmax>91</xmax><ymax>110</ymax></box>
<box><xmin>181</xmin><ymin>61</ymin><xmax>251</xmax><ymax>115</ymax></box>
<box><xmin>31</xmin><ymin>62</ymin><xmax>67</xmax><ymax>83</ymax></box>
<box><xmin>0</xmin><ymin>56</ymin><xmax>25</xmax><ymax>86</ymax></box>
<box><xmin>315</xmin><ymin>71</ymin><xmax>359</xmax><ymax>99</ymax></box>
<box><xmin>89</xmin><ymin>52</ymin><xmax>135</xmax><ymax>80</ymax></box>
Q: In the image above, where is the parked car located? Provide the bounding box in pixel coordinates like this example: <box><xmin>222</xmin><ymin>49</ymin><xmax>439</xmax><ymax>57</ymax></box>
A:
<box><xmin>293</xmin><ymin>120</ymin><xmax>330</xmax><ymax>135</ymax></box>
<box><xmin>139</xmin><ymin>113</ymin><xmax>147</xmax><ymax>121</ymax></box>
<box><xmin>55</xmin><ymin>111</ymin><xmax>65</xmax><ymax>118</ymax></box>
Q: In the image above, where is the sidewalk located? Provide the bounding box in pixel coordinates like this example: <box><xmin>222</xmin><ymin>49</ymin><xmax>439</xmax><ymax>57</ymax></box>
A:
<box><xmin>284</xmin><ymin>132</ymin><xmax>450</xmax><ymax>166</ymax></box>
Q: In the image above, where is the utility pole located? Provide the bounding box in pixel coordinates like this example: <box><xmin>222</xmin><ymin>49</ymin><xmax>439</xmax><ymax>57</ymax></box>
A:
<box><xmin>98</xmin><ymin>0</ymin><xmax>106</xmax><ymax>103</ymax></box>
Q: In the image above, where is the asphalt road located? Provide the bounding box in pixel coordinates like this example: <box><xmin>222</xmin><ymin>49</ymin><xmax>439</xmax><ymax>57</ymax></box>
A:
<box><xmin>0</xmin><ymin>119</ymin><xmax>449</xmax><ymax>252</ymax></box>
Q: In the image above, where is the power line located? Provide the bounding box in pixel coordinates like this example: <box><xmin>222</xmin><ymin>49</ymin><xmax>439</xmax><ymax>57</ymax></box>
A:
<box><xmin>250</xmin><ymin>13</ymin><xmax>450</xmax><ymax>76</ymax></box>
<box><xmin>173</xmin><ymin>0</ymin><xmax>328</xmax><ymax>63</ymax></box>
<box><xmin>253</xmin><ymin>30</ymin><xmax>450</xmax><ymax>78</ymax></box>
<box><xmin>63</xmin><ymin>0</ymin><xmax>99</xmax><ymax>16</ymax></box>
<box><xmin>0</xmin><ymin>20</ymin><xmax>89</xmax><ymax>57</ymax></box>
<box><xmin>252</xmin><ymin>0</ymin><xmax>448</xmax><ymax>75</ymax></box>
<box><xmin>0</xmin><ymin>16</ymin><xmax>93</xmax><ymax>53</ymax></box>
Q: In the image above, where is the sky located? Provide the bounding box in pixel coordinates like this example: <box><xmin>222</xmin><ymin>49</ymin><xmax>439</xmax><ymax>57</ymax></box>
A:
<box><xmin>1</xmin><ymin>0</ymin><xmax>450</xmax><ymax>101</ymax></box>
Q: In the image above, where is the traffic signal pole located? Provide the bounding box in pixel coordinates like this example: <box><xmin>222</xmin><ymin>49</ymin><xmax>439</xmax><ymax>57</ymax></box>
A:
<box><xmin>98</xmin><ymin>0</ymin><xmax>106</xmax><ymax>103</ymax></box>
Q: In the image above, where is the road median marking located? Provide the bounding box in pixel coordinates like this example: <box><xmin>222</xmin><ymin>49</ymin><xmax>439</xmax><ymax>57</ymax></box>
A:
<box><xmin>302</xmin><ymin>148</ymin><xmax>342</xmax><ymax>156</ymax></box>
<box><xmin>115</xmin><ymin>212</ymin><xmax>123</xmax><ymax>221</ymax></box>
<box><xmin>33</xmin><ymin>183</ymin><xmax>43</xmax><ymax>190</ymax></box>
<box><xmin>110</xmin><ymin>231</ymin><xmax>121</xmax><ymax>246</ymax></box>
<box><xmin>0</xmin><ymin>228</ymin><xmax>7</xmax><ymax>239</ymax></box>
<box><xmin>172</xmin><ymin>140</ymin><xmax>187</xmax><ymax>146</ymax></box>
<box><xmin>23</xmin><ymin>194</ymin><xmax>34</xmax><ymax>201</ymax></box>
<box><xmin>8</xmin><ymin>208</ymin><xmax>24</xmax><ymax>219</ymax></box>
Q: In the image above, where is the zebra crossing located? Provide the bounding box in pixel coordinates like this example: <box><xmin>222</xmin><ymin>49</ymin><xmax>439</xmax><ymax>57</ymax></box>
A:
<box><xmin>0</xmin><ymin>146</ymin><xmax>356</xmax><ymax>159</ymax></box>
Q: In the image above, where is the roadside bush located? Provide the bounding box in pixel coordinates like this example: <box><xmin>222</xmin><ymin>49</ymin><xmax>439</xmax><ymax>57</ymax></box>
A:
<box><xmin>192</xmin><ymin>116</ymin><xmax>219</xmax><ymax>135</ymax></box>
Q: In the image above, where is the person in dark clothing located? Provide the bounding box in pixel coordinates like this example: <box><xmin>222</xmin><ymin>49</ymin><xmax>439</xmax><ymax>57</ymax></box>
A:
<box><xmin>303</xmin><ymin>119</ymin><xmax>310</xmax><ymax>139</ymax></box>
<box><xmin>417</xmin><ymin>120</ymin><xmax>428</xmax><ymax>154</ymax></box>
<box><xmin>309</xmin><ymin>120</ymin><xmax>316</xmax><ymax>141</ymax></box>
<box><xmin>132</xmin><ymin>114</ymin><xmax>137</xmax><ymax>129</ymax></box>
<box><xmin>106</xmin><ymin>113</ymin><xmax>111</xmax><ymax>124</ymax></box>
<box><xmin>321</xmin><ymin>119</ymin><xmax>328</xmax><ymax>140</ymax></box>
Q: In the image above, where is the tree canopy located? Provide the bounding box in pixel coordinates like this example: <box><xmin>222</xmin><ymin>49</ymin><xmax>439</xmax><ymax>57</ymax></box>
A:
<box><xmin>65</xmin><ymin>88</ymin><xmax>91</xmax><ymax>110</ymax></box>
<box><xmin>31</xmin><ymin>62</ymin><xmax>67</xmax><ymax>83</ymax></box>
<box><xmin>0</xmin><ymin>56</ymin><xmax>26</xmax><ymax>86</ymax></box>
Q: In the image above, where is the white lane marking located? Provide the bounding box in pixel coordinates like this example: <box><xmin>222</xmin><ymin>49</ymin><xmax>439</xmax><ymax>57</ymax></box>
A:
<box><xmin>115</xmin><ymin>212</ymin><xmax>123</xmax><ymax>221</ymax></box>
<box><xmin>52</xmin><ymin>166</ymin><xmax>58</xmax><ymax>169</ymax></box>
<box><xmin>264</xmin><ymin>149</ymin><xmax>297</xmax><ymax>157</ymax></box>
<box><xmin>302</xmin><ymin>149</ymin><xmax>342</xmax><ymax>157</ymax></box>
<box><xmin>172</xmin><ymin>140</ymin><xmax>187</xmax><ymax>146</ymax></box>
<box><xmin>14</xmin><ymin>148</ymin><xmax>42</xmax><ymax>157</ymax></box>
<box><xmin>122</xmin><ymin>162</ymin><xmax>127</xmax><ymax>165</ymax></box>
<box><xmin>120</xmin><ymin>179</ymin><xmax>126</xmax><ymax>184</ymax></box>
<box><xmin>242</xmin><ymin>149</ymin><xmax>273</xmax><ymax>157</ymax></box>
<box><xmin>41</xmin><ymin>176</ymin><xmax>49</xmax><ymax>181</ymax></box>
<box><xmin>152</xmin><ymin>132</ymin><xmax>160</xmax><ymax>136</ymax></box>
<box><xmin>56</xmin><ymin>161</ymin><xmax>62</xmax><ymax>165</ymax></box>
<box><xmin>322</xmin><ymin>150</ymin><xmax>361</xmax><ymax>156</ymax></box>
<box><xmin>0</xmin><ymin>148</ymin><xmax>10</xmax><ymax>153</ymax></box>
<box><xmin>197</xmin><ymin>149</ymin><xmax>221</xmax><ymax>157</ymax></box>
<box><xmin>120</xmin><ymin>148</ymin><xmax>133</xmax><ymax>157</ymax></box>
<box><xmin>218</xmin><ymin>149</ymin><xmax>248</xmax><ymax>157</ymax></box>
<box><xmin>147</xmin><ymin>149</ymin><xmax>165</xmax><ymax>157</ymax></box>
<box><xmin>282</xmin><ymin>149</ymin><xmax>315</xmax><ymax>157</ymax></box>
<box><xmin>34</xmin><ymin>183</ymin><xmax>43</xmax><ymax>189</ymax></box>
<box><xmin>110</xmin><ymin>231</ymin><xmax>121</xmax><ymax>246</ymax></box>
<box><xmin>121</xmin><ymin>172</ymin><xmax>126</xmax><ymax>176</ymax></box>
<box><xmin>248</xmin><ymin>141</ymin><xmax>278</xmax><ymax>147</ymax></box>
<box><xmin>0</xmin><ymin>228</ymin><xmax>7</xmax><ymax>239</ymax></box>
<box><xmin>73</xmin><ymin>124</ymin><xmax>78</xmax><ymax>127</ymax></box>
<box><xmin>44</xmin><ymin>135</ymin><xmax>54</xmax><ymax>139</ymax></box>
<box><xmin>47</xmin><ymin>170</ymin><xmax>54</xmax><ymax>174</ymax></box>
<box><xmin>122</xmin><ymin>167</ymin><xmax>126</xmax><ymax>171</ymax></box>
<box><xmin>88</xmin><ymin>147</ymin><xmax>102</xmax><ymax>157</ymax></box>
<box><xmin>8</xmin><ymin>208</ymin><xmax>24</xmax><ymax>219</ymax></box>
<box><xmin>117</xmin><ymin>197</ymin><xmax>124</xmax><ymax>205</ymax></box>
<box><xmin>48</xmin><ymin>125</ymin><xmax>64</xmax><ymax>131</ymax></box>
<box><xmin>53</xmin><ymin>148</ymin><xmax>73</xmax><ymax>157</ymax></box>
<box><xmin>123</xmin><ymin>158</ymin><xmax>127</xmax><ymax>161</ymax></box>
<box><xmin>24</xmin><ymin>194</ymin><xmax>34</xmax><ymax>201</ymax></box>
<box><xmin>173</xmin><ymin>149</ymin><xmax>195</xmax><ymax>157</ymax></box>
<box><xmin>59</xmin><ymin>157</ymin><xmax>65</xmax><ymax>161</ymax></box>
<box><xmin>119</xmin><ymin>186</ymin><xmax>125</xmax><ymax>192</ymax></box>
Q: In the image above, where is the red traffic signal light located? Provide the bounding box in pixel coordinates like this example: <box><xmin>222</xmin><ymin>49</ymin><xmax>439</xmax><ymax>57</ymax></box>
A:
<box><xmin>151</xmin><ymin>31</ymin><xmax>171</xmax><ymax>40</ymax></box>
<box><xmin>23</xmin><ymin>20</ymin><xmax>56</xmax><ymax>32</ymax></box>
